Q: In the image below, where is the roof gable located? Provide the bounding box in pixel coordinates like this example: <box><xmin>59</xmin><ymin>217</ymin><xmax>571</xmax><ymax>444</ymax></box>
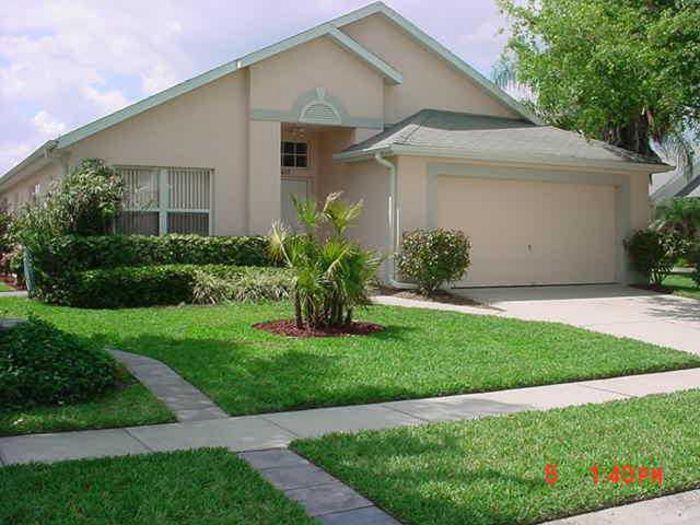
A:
<box><xmin>2</xmin><ymin>1</ymin><xmax>539</xmax><ymax>185</ymax></box>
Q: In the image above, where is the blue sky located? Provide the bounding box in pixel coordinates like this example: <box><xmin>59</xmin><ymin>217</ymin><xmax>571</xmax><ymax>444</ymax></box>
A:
<box><xmin>0</xmin><ymin>0</ymin><xmax>511</xmax><ymax>173</ymax></box>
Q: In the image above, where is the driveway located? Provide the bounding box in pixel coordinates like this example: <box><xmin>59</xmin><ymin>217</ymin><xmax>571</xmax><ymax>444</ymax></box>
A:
<box><xmin>452</xmin><ymin>285</ymin><xmax>700</xmax><ymax>355</ymax></box>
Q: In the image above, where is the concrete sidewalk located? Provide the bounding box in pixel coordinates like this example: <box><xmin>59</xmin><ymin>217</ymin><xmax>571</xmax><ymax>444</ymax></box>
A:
<box><xmin>544</xmin><ymin>489</ymin><xmax>700</xmax><ymax>525</ymax></box>
<box><xmin>2</xmin><ymin>367</ymin><xmax>699</xmax><ymax>466</ymax></box>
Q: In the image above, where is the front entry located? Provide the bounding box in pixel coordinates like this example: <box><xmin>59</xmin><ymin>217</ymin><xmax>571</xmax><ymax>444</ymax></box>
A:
<box><xmin>281</xmin><ymin>178</ymin><xmax>310</xmax><ymax>231</ymax></box>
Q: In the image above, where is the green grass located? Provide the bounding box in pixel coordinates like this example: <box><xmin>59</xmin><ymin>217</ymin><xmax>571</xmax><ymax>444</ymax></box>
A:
<box><xmin>663</xmin><ymin>273</ymin><xmax>700</xmax><ymax>300</ymax></box>
<box><xmin>0</xmin><ymin>281</ymin><xmax>14</xmax><ymax>292</ymax></box>
<box><xmin>0</xmin><ymin>297</ymin><xmax>698</xmax><ymax>416</ymax></box>
<box><xmin>0</xmin><ymin>373</ymin><xmax>175</xmax><ymax>436</ymax></box>
<box><xmin>0</xmin><ymin>448</ymin><xmax>314</xmax><ymax>525</ymax></box>
<box><xmin>293</xmin><ymin>390</ymin><xmax>700</xmax><ymax>525</ymax></box>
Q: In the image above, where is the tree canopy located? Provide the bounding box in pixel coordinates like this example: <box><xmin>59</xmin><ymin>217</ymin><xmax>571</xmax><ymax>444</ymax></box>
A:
<box><xmin>496</xmin><ymin>0</ymin><xmax>700</xmax><ymax>160</ymax></box>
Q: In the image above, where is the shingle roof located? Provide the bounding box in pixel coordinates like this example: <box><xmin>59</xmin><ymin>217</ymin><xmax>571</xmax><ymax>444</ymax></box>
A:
<box><xmin>339</xmin><ymin>109</ymin><xmax>666</xmax><ymax>169</ymax></box>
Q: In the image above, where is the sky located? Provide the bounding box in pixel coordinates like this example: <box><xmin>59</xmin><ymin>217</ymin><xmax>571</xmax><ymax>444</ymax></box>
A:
<box><xmin>0</xmin><ymin>0</ymin><xmax>512</xmax><ymax>174</ymax></box>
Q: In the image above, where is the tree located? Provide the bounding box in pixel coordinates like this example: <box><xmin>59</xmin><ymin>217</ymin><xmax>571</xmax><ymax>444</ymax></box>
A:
<box><xmin>496</xmin><ymin>0</ymin><xmax>700</xmax><ymax>167</ymax></box>
<box><xmin>15</xmin><ymin>158</ymin><xmax>124</xmax><ymax>248</ymax></box>
<box><xmin>268</xmin><ymin>192</ymin><xmax>381</xmax><ymax>329</ymax></box>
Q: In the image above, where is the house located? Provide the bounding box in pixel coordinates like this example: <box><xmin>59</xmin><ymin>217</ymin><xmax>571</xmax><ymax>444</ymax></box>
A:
<box><xmin>0</xmin><ymin>2</ymin><xmax>669</xmax><ymax>287</ymax></box>
<box><xmin>651</xmin><ymin>154</ymin><xmax>700</xmax><ymax>201</ymax></box>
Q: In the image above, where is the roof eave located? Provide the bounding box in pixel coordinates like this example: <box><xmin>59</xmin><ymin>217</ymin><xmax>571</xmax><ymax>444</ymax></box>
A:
<box><xmin>332</xmin><ymin>2</ymin><xmax>543</xmax><ymax>125</ymax></box>
<box><xmin>336</xmin><ymin>144</ymin><xmax>671</xmax><ymax>173</ymax></box>
<box><xmin>0</xmin><ymin>140</ymin><xmax>58</xmax><ymax>189</ymax></box>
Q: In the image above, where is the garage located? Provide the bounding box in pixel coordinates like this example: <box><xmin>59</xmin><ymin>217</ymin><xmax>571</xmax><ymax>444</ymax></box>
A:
<box><xmin>437</xmin><ymin>176</ymin><xmax>618</xmax><ymax>286</ymax></box>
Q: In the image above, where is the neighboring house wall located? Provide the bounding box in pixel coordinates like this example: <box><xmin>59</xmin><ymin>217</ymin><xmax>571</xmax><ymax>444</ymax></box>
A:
<box><xmin>66</xmin><ymin>71</ymin><xmax>249</xmax><ymax>235</ymax></box>
<box><xmin>342</xmin><ymin>13</ymin><xmax>520</xmax><ymax>123</ymax></box>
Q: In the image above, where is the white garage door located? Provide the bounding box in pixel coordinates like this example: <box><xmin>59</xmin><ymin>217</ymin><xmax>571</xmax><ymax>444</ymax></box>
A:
<box><xmin>437</xmin><ymin>177</ymin><xmax>617</xmax><ymax>286</ymax></box>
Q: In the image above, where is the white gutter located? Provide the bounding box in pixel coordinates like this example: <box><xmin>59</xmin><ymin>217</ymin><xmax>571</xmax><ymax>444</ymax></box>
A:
<box><xmin>373</xmin><ymin>152</ymin><xmax>416</xmax><ymax>289</ymax></box>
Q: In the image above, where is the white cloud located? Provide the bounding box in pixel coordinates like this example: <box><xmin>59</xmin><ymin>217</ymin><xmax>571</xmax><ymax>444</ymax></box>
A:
<box><xmin>81</xmin><ymin>86</ymin><xmax>129</xmax><ymax>115</ymax></box>
<box><xmin>31</xmin><ymin>110</ymin><xmax>66</xmax><ymax>137</ymax></box>
<box><xmin>0</xmin><ymin>142</ymin><xmax>32</xmax><ymax>170</ymax></box>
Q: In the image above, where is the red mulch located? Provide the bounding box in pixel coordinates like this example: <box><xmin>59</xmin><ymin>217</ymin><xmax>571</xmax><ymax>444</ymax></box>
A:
<box><xmin>253</xmin><ymin>319</ymin><xmax>385</xmax><ymax>338</ymax></box>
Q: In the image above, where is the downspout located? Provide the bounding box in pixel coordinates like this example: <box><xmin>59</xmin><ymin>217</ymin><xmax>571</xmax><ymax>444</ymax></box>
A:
<box><xmin>373</xmin><ymin>152</ymin><xmax>416</xmax><ymax>289</ymax></box>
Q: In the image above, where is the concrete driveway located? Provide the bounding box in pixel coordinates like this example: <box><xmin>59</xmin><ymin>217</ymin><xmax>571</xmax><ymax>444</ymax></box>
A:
<box><xmin>452</xmin><ymin>285</ymin><xmax>700</xmax><ymax>355</ymax></box>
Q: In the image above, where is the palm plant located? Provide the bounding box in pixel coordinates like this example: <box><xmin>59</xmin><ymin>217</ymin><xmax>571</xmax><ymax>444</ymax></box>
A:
<box><xmin>269</xmin><ymin>192</ymin><xmax>380</xmax><ymax>329</ymax></box>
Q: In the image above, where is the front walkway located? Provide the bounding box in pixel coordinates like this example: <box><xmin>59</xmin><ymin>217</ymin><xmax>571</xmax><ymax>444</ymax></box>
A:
<box><xmin>377</xmin><ymin>285</ymin><xmax>700</xmax><ymax>355</ymax></box>
<box><xmin>2</xmin><ymin>367</ymin><xmax>699</xmax><ymax>466</ymax></box>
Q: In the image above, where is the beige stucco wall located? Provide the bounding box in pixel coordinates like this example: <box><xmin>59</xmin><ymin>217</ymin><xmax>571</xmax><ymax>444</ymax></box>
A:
<box><xmin>2</xmin><ymin>160</ymin><xmax>63</xmax><ymax>211</ymax></box>
<box><xmin>248</xmin><ymin>119</ymin><xmax>281</xmax><ymax>234</ymax></box>
<box><xmin>342</xmin><ymin>14</ymin><xmax>520</xmax><ymax>124</ymax></box>
<box><xmin>66</xmin><ymin>71</ymin><xmax>249</xmax><ymax>235</ymax></box>
<box><xmin>249</xmin><ymin>37</ymin><xmax>384</xmax><ymax>122</ymax></box>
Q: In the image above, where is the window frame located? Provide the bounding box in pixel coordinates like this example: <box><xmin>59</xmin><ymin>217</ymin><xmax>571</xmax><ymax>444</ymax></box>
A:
<box><xmin>281</xmin><ymin>141</ymin><xmax>310</xmax><ymax>170</ymax></box>
<box><xmin>115</xmin><ymin>165</ymin><xmax>214</xmax><ymax>236</ymax></box>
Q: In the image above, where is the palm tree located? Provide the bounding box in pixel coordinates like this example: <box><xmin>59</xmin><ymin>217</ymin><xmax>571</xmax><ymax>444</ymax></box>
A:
<box><xmin>269</xmin><ymin>192</ymin><xmax>381</xmax><ymax>329</ymax></box>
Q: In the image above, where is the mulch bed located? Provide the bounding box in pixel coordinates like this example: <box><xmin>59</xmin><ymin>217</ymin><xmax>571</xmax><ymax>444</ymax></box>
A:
<box><xmin>375</xmin><ymin>286</ymin><xmax>497</xmax><ymax>309</ymax></box>
<box><xmin>253</xmin><ymin>319</ymin><xmax>385</xmax><ymax>338</ymax></box>
<box><xmin>630</xmin><ymin>283</ymin><xmax>673</xmax><ymax>294</ymax></box>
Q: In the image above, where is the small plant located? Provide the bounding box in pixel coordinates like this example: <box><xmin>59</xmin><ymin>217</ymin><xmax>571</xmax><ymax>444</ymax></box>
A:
<box><xmin>269</xmin><ymin>192</ymin><xmax>381</xmax><ymax>329</ymax></box>
<box><xmin>192</xmin><ymin>267</ymin><xmax>292</xmax><ymax>304</ymax></box>
<box><xmin>396</xmin><ymin>228</ymin><xmax>471</xmax><ymax>295</ymax></box>
<box><xmin>0</xmin><ymin>318</ymin><xmax>117</xmax><ymax>408</ymax></box>
<box><xmin>624</xmin><ymin>229</ymin><xmax>682</xmax><ymax>286</ymax></box>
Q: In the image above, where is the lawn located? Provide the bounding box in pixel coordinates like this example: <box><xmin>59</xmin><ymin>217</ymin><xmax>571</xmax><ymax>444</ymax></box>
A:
<box><xmin>1</xmin><ymin>297</ymin><xmax>698</xmax><ymax>417</ymax></box>
<box><xmin>663</xmin><ymin>273</ymin><xmax>700</xmax><ymax>300</ymax></box>
<box><xmin>293</xmin><ymin>390</ymin><xmax>700</xmax><ymax>525</ymax></box>
<box><xmin>0</xmin><ymin>373</ymin><xmax>175</xmax><ymax>436</ymax></box>
<box><xmin>0</xmin><ymin>281</ymin><xmax>13</xmax><ymax>292</ymax></box>
<box><xmin>0</xmin><ymin>448</ymin><xmax>314</xmax><ymax>525</ymax></box>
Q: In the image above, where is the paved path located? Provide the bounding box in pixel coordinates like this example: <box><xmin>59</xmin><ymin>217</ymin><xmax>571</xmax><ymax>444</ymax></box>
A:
<box><xmin>2</xmin><ymin>367</ymin><xmax>699</xmax><ymax>466</ymax></box>
<box><xmin>240</xmin><ymin>448</ymin><xmax>400</xmax><ymax>525</ymax></box>
<box><xmin>544</xmin><ymin>489</ymin><xmax>700</xmax><ymax>525</ymax></box>
<box><xmin>376</xmin><ymin>285</ymin><xmax>700</xmax><ymax>355</ymax></box>
<box><xmin>109</xmin><ymin>349</ymin><xmax>227</xmax><ymax>422</ymax></box>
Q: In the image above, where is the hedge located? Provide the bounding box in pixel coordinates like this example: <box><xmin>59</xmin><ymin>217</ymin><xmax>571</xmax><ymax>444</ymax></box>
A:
<box><xmin>28</xmin><ymin>234</ymin><xmax>274</xmax><ymax>303</ymax></box>
<box><xmin>0</xmin><ymin>318</ymin><xmax>117</xmax><ymax>408</ymax></box>
<box><xmin>68</xmin><ymin>264</ymin><xmax>292</xmax><ymax>309</ymax></box>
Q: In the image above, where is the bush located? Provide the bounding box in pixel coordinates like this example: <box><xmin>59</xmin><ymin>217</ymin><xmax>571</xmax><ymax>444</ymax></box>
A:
<box><xmin>192</xmin><ymin>266</ymin><xmax>292</xmax><ymax>304</ymax></box>
<box><xmin>15</xmin><ymin>159</ymin><xmax>124</xmax><ymax>246</ymax></box>
<box><xmin>0</xmin><ymin>318</ymin><xmax>117</xmax><ymax>408</ymax></box>
<box><xmin>68</xmin><ymin>264</ymin><xmax>292</xmax><ymax>309</ymax></box>
<box><xmin>689</xmin><ymin>243</ymin><xmax>700</xmax><ymax>288</ymax></box>
<box><xmin>396</xmin><ymin>228</ymin><xmax>471</xmax><ymax>295</ymax></box>
<box><xmin>68</xmin><ymin>265</ymin><xmax>198</xmax><ymax>308</ymax></box>
<box><xmin>624</xmin><ymin>229</ymin><xmax>682</xmax><ymax>286</ymax></box>
<box><xmin>28</xmin><ymin>234</ymin><xmax>273</xmax><ymax>304</ymax></box>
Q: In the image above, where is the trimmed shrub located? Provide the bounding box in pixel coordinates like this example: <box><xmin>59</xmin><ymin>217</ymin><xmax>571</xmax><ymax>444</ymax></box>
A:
<box><xmin>624</xmin><ymin>229</ymin><xmax>682</xmax><ymax>286</ymax></box>
<box><xmin>396</xmin><ymin>228</ymin><xmax>471</xmax><ymax>295</ymax></box>
<box><xmin>68</xmin><ymin>264</ymin><xmax>292</xmax><ymax>309</ymax></box>
<box><xmin>0</xmin><ymin>318</ymin><xmax>117</xmax><ymax>408</ymax></box>
<box><xmin>68</xmin><ymin>265</ymin><xmax>198</xmax><ymax>308</ymax></box>
<box><xmin>28</xmin><ymin>234</ymin><xmax>273</xmax><ymax>304</ymax></box>
<box><xmin>192</xmin><ymin>266</ymin><xmax>293</xmax><ymax>304</ymax></box>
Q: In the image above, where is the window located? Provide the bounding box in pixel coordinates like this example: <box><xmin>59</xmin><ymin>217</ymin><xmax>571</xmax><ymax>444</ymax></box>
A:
<box><xmin>115</xmin><ymin>166</ymin><xmax>212</xmax><ymax>236</ymax></box>
<box><xmin>281</xmin><ymin>141</ymin><xmax>308</xmax><ymax>168</ymax></box>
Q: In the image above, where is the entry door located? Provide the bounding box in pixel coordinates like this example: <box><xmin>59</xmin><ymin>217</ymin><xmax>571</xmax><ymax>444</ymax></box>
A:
<box><xmin>281</xmin><ymin>178</ymin><xmax>310</xmax><ymax>231</ymax></box>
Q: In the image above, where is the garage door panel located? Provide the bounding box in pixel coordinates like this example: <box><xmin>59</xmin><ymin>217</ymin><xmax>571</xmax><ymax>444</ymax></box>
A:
<box><xmin>437</xmin><ymin>177</ymin><xmax>617</xmax><ymax>286</ymax></box>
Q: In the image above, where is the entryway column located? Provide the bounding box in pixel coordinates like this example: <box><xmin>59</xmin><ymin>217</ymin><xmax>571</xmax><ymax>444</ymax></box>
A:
<box><xmin>248</xmin><ymin>120</ymin><xmax>281</xmax><ymax>234</ymax></box>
